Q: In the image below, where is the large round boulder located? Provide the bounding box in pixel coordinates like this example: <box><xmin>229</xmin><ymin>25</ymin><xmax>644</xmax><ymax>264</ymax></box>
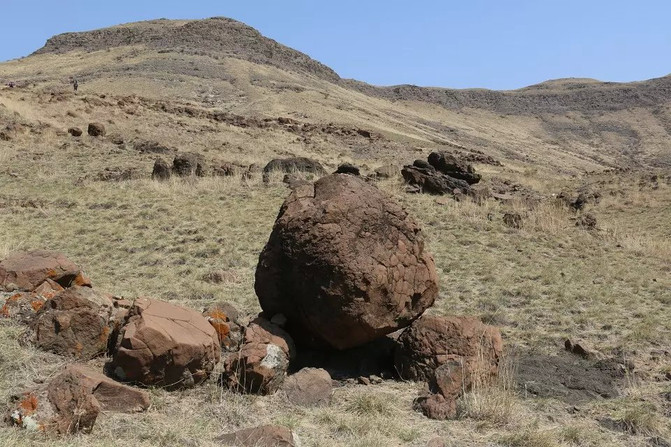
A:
<box><xmin>255</xmin><ymin>174</ymin><xmax>438</xmax><ymax>350</ymax></box>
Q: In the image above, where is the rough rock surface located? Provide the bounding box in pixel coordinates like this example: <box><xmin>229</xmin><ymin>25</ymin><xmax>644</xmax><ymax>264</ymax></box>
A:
<box><xmin>216</xmin><ymin>425</ymin><xmax>298</xmax><ymax>446</ymax></box>
<box><xmin>8</xmin><ymin>365</ymin><xmax>150</xmax><ymax>434</ymax></box>
<box><xmin>395</xmin><ymin>315</ymin><xmax>503</xmax><ymax>384</ymax></box>
<box><xmin>374</xmin><ymin>164</ymin><xmax>399</xmax><ymax>179</ymax></box>
<box><xmin>1</xmin><ymin>291</ymin><xmax>48</xmax><ymax>323</ymax></box>
<box><xmin>255</xmin><ymin>174</ymin><xmax>438</xmax><ymax>350</ymax></box>
<box><xmin>87</xmin><ymin>122</ymin><xmax>105</xmax><ymax>137</ymax></box>
<box><xmin>151</xmin><ymin>158</ymin><xmax>172</xmax><ymax>180</ymax></box>
<box><xmin>0</xmin><ymin>250</ymin><xmax>91</xmax><ymax>292</ymax></box>
<box><xmin>282</xmin><ymin>367</ymin><xmax>332</xmax><ymax>407</ymax></box>
<box><xmin>30</xmin><ymin>286</ymin><xmax>114</xmax><ymax>359</ymax></box>
<box><xmin>401</xmin><ymin>164</ymin><xmax>471</xmax><ymax>196</ymax></box>
<box><xmin>67</xmin><ymin>127</ymin><xmax>82</xmax><ymax>137</ymax></box>
<box><xmin>427</xmin><ymin>151</ymin><xmax>481</xmax><ymax>185</ymax></box>
<box><xmin>334</xmin><ymin>163</ymin><xmax>360</xmax><ymax>176</ymax></box>
<box><xmin>203</xmin><ymin>301</ymin><xmax>243</xmax><ymax>352</ymax></box>
<box><xmin>222</xmin><ymin>317</ymin><xmax>296</xmax><ymax>395</ymax></box>
<box><xmin>172</xmin><ymin>152</ymin><xmax>207</xmax><ymax>177</ymax></box>
<box><xmin>413</xmin><ymin>393</ymin><xmax>457</xmax><ymax>421</ymax></box>
<box><xmin>110</xmin><ymin>298</ymin><xmax>220</xmax><ymax>389</ymax></box>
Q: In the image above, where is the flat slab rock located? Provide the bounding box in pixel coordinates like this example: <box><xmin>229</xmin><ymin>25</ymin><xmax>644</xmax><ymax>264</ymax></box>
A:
<box><xmin>111</xmin><ymin>297</ymin><xmax>220</xmax><ymax>389</ymax></box>
<box><xmin>8</xmin><ymin>365</ymin><xmax>149</xmax><ymax>434</ymax></box>
<box><xmin>0</xmin><ymin>250</ymin><xmax>91</xmax><ymax>292</ymax></box>
<box><xmin>217</xmin><ymin>425</ymin><xmax>299</xmax><ymax>447</ymax></box>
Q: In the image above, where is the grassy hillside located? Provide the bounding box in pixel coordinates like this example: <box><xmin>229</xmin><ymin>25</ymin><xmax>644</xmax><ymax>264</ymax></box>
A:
<box><xmin>0</xmin><ymin>17</ymin><xmax>670</xmax><ymax>447</ymax></box>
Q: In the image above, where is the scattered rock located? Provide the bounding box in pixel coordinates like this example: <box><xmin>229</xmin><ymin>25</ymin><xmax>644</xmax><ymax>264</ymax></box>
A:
<box><xmin>413</xmin><ymin>393</ymin><xmax>457</xmax><ymax>420</ymax></box>
<box><xmin>503</xmin><ymin>212</ymin><xmax>523</xmax><ymax>229</ymax></box>
<box><xmin>30</xmin><ymin>286</ymin><xmax>114</xmax><ymax>359</ymax></box>
<box><xmin>151</xmin><ymin>158</ymin><xmax>172</xmax><ymax>181</ymax></box>
<box><xmin>428</xmin><ymin>151</ymin><xmax>481</xmax><ymax>184</ymax></box>
<box><xmin>1</xmin><ymin>292</ymin><xmax>48</xmax><ymax>323</ymax></box>
<box><xmin>134</xmin><ymin>140</ymin><xmax>174</xmax><ymax>154</ymax></box>
<box><xmin>9</xmin><ymin>365</ymin><xmax>150</xmax><ymax>434</ymax></box>
<box><xmin>282</xmin><ymin>173</ymin><xmax>310</xmax><ymax>189</ymax></box>
<box><xmin>0</xmin><ymin>250</ymin><xmax>91</xmax><ymax>292</ymax></box>
<box><xmin>67</xmin><ymin>127</ymin><xmax>82</xmax><ymax>137</ymax></box>
<box><xmin>95</xmin><ymin>167</ymin><xmax>143</xmax><ymax>182</ymax></box>
<box><xmin>172</xmin><ymin>152</ymin><xmax>207</xmax><ymax>177</ymax></box>
<box><xmin>216</xmin><ymin>425</ymin><xmax>298</xmax><ymax>447</ymax></box>
<box><xmin>212</xmin><ymin>162</ymin><xmax>239</xmax><ymax>177</ymax></box>
<box><xmin>262</xmin><ymin>157</ymin><xmax>326</xmax><ymax>182</ymax></box>
<box><xmin>282</xmin><ymin>367</ymin><xmax>332</xmax><ymax>407</ymax></box>
<box><xmin>110</xmin><ymin>298</ymin><xmax>220</xmax><ymax>389</ymax></box>
<box><xmin>575</xmin><ymin>213</ymin><xmax>597</xmax><ymax>229</ymax></box>
<box><xmin>255</xmin><ymin>174</ymin><xmax>438</xmax><ymax>350</ymax></box>
<box><xmin>87</xmin><ymin>122</ymin><xmax>105</xmax><ymax>137</ymax></box>
<box><xmin>395</xmin><ymin>315</ymin><xmax>503</xmax><ymax>387</ymax></box>
<box><xmin>203</xmin><ymin>302</ymin><xmax>243</xmax><ymax>352</ymax></box>
<box><xmin>222</xmin><ymin>317</ymin><xmax>296</xmax><ymax>395</ymax></box>
<box><xmin>334</xmin><ymin>163</ymin><xmax>360</xmax><ymax>176</ymax></box>
<box><xmin>401</xmin><ymin>164</ymin><xmax>471</xmax><ymax>196</ymax></box>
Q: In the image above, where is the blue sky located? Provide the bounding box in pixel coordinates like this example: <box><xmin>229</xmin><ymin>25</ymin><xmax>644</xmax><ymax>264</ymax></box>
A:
<box><xmin>1</xmin><ymin>0</ymin><xmax>669</xmax><ymax>90</ymax></box>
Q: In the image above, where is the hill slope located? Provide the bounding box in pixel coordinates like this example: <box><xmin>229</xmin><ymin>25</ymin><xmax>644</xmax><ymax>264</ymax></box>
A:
<box><xmin>1</xmin><ymin>17</ymin><xmax>669</xmax><ymax>172</ymax></box>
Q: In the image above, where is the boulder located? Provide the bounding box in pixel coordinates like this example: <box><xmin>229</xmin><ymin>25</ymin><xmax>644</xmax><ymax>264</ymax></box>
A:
<box><xmin>67</xmin><ymin>127</ymin><xmax>82</xmax><ymax>137</ymax></box>
<box><xmin>413</xmin><ymin>393</ymin><xmax>457</xmax><ymax>420</ymax></box>
<box><xmin>110</xmin><ymin>298</ymin><xmax>220</xmax><ymax>389</ymax></box>
<box><xmin>0</xmin><ymin>250</ymin><xmax>91</xmax><ymax>292</ymax></box>
<box><xmin>172</xmin><ymin>152</ymin><xmax>207</xmax><ymax>177</ymax></box>
<box><xmin>334</xmin><ymin>163</ymin><xmax>360</xmax><ymax>176</ymax></box>
<box><xmin>222</xmin><ymin>317</ymin><xmax>296</xmax><ymax>395</ymax></box>
<box><xmin>203</xmin><ymin>302</ymin><xmax>243</xmax><ymax>352</ymax></box>
<box><xmin>87</xmin><ymin>123</ymin><xmax>105</xmax><ymax>137</ymax></box>
<box><xmin>427</xmin><ymin>152</ymin><xmax>481</xmax><ymax>185</ymax></box>
<box><xmin>255</xmin><ymin>174</ymin><xmax>438</xmax><ymax>350</ymax></box>
<box><xmin>262</xmin><ymin>157</ymin><xmax>326</xmax><ymax>182</ymax></box>
<box><xmin>30</xmin><ymin>286</ymin><xmax>114</xmax><ymax>359</ymax></box>
<box><xmin>282</xmin><ymin>367</ymin><xmax>332</xmax><ymax>407</ymax></box>
<box><xmin>151</xmin><ymin>158</ymin><xmax>172</xmax><ymax>181</ymax></box>
<box><xmin>212</xmin><ymin>162</ymin><xmax>239</xmax><ymax>177</ymax></box>
<box><xmin>216</xmin><ymin>425</ymin><xmax>298</xmax><ymax>446</ymax></box>
<box><xmin>401</xmin><ymin>165</ymin><xmax>471</xmax><ymax>196</ymax></box>
<box><xmin>8</xmin><ymin>365</ymin><xmax>150</xmax><ymax>434</ymax></box>
<box><xmin>394</xmin><ymin>315</ymin><xmax>503</xmax><ymax>396</ymax></box>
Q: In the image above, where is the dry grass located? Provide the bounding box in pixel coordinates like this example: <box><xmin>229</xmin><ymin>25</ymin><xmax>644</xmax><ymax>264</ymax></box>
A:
<box><xmin>0</xmin><ymin>72</ymin><xmax>669</xmax><ymax>446</ymax></box>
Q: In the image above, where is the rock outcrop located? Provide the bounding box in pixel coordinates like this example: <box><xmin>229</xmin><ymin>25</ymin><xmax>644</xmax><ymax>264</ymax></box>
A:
<box><xmin>0</xmin><ymin>250</ymin><xmax>91</xmax><ymax>292</ymax></box>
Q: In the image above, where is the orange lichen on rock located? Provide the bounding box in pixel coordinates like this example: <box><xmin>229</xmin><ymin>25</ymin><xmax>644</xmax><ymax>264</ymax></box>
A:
<box><xmin>205</xmin><ymin>309</ymin><xmax>229</xmax><ymax>321</ymax></box>
<box><xmin>99</xmin><ymin>326</ymin><xmax>110</xmax><ymax>344</ymax></box>
<box><xmin>30</xmin><ymin>300</ymin><xmax>44</xmax><ymax>312</ymax></box>
<box><xmin>19</xmin><ymin>393</ymin><xmax>39</xmax><ymax>415</ymax></box>
<box><xmin>210</xmin><ymin>320</ymin><xmax>231</xmax><ymax>342</ymax></box>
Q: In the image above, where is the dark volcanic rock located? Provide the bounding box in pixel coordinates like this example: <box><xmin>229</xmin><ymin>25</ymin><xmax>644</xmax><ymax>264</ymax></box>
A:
<box><xmin>172</xmin><ymin>152</ymin><xmax>207</xmax><ymax>177</ymax></box>
<box><xmin>151</xmin><ymin>158</ymin><xmax>172</xmax><ymax>181</ymax></box>
<box><xmin>428</xmin><ymin>151</ymin><xmax>481</xmax><ymax>184</ymax></box>
<box><xmin>334</xmin><ymin>163</ymin><xmax>360</xmax><ymax>176</ymax></box>
<box><xmin>87</xmin><ymin>123</ymin><xmax>105</xmax><ymax>137</ymax></box>
<box><xmin>255</xmin><ymin>174</ymin><xmax>438</xmax><ymax>350</ymax></box>
<box><xmin>401</xmin><ymin>165</ymin><xmax>471</xmax><ymax>196</ymax></box>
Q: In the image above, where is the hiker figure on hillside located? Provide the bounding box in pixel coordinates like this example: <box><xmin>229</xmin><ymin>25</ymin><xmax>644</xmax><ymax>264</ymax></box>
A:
<box><xmin>73</xmin><ymin>79</ymin><xmax>78</xmax><ymax>92</ymax></box>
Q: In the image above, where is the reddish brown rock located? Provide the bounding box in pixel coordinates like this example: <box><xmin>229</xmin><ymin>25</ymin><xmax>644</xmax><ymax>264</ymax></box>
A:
<box><xmin>282</xmin><ymin>367</ymin><xmax>332</xmax><ymax>407</ymax></box>
<box><xmin>9</xmin><ymin>365</ymin><xmax>150</xmax><ymax>434</ymax></box>
<box><xmin>427</xmin><ymin>151</ymin><xmax>481</xmax><ymax>185</ymax></box>
<box><xmin>30</xmin><ymin>286</ymin><xmax>113</xmax><ymax>359</ymax></box>
<box><xmin>217</xmin><ymin>425</ymin><xmax>298</xmax><ymax>446</ymax></box>
<box><xmin>110</xmin><ymin>298</ymin><xmax>220</xmax><ymax>389</ymax></box>
<box><xmin>255</xmin><ymin>174</ymin><xmax>438</xmax><ymax>350</ymax></box>
<box><xmin>203</xmin><ymin>302</ymin><xmax>243</xmax><ymax>352</ymax></box>
<box><xmin>395</xmin><ymin>315</ymin><xmax>503</xmax><ymax>386</ymax></box>
<box><xmin>0</xmin><ymin>292</ymin><xmax>47</xmax><ymax>323</ymax></box>
<box><xmin>222</xmin><ymin>317</ymin><xmax>296</xmax><ymax>395</ymax></box>
<box><xmin>32</xmin><ymin>279</ymin><xmax>65</xmax><ymax>299</ymax></box>
<box><xmin>0</xmin><ymin>250</ymin><xmax>91</xmax><ymax>292</ymax></box>
<box><xmin>414</xmin><ymin>393</ymin><xmax>457</xmax><ymax>420</ymax></box>
<box><xmin>67</xmin><ymin>127</ymin><xmax>83</xmax><ymax>137</ymax></box>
